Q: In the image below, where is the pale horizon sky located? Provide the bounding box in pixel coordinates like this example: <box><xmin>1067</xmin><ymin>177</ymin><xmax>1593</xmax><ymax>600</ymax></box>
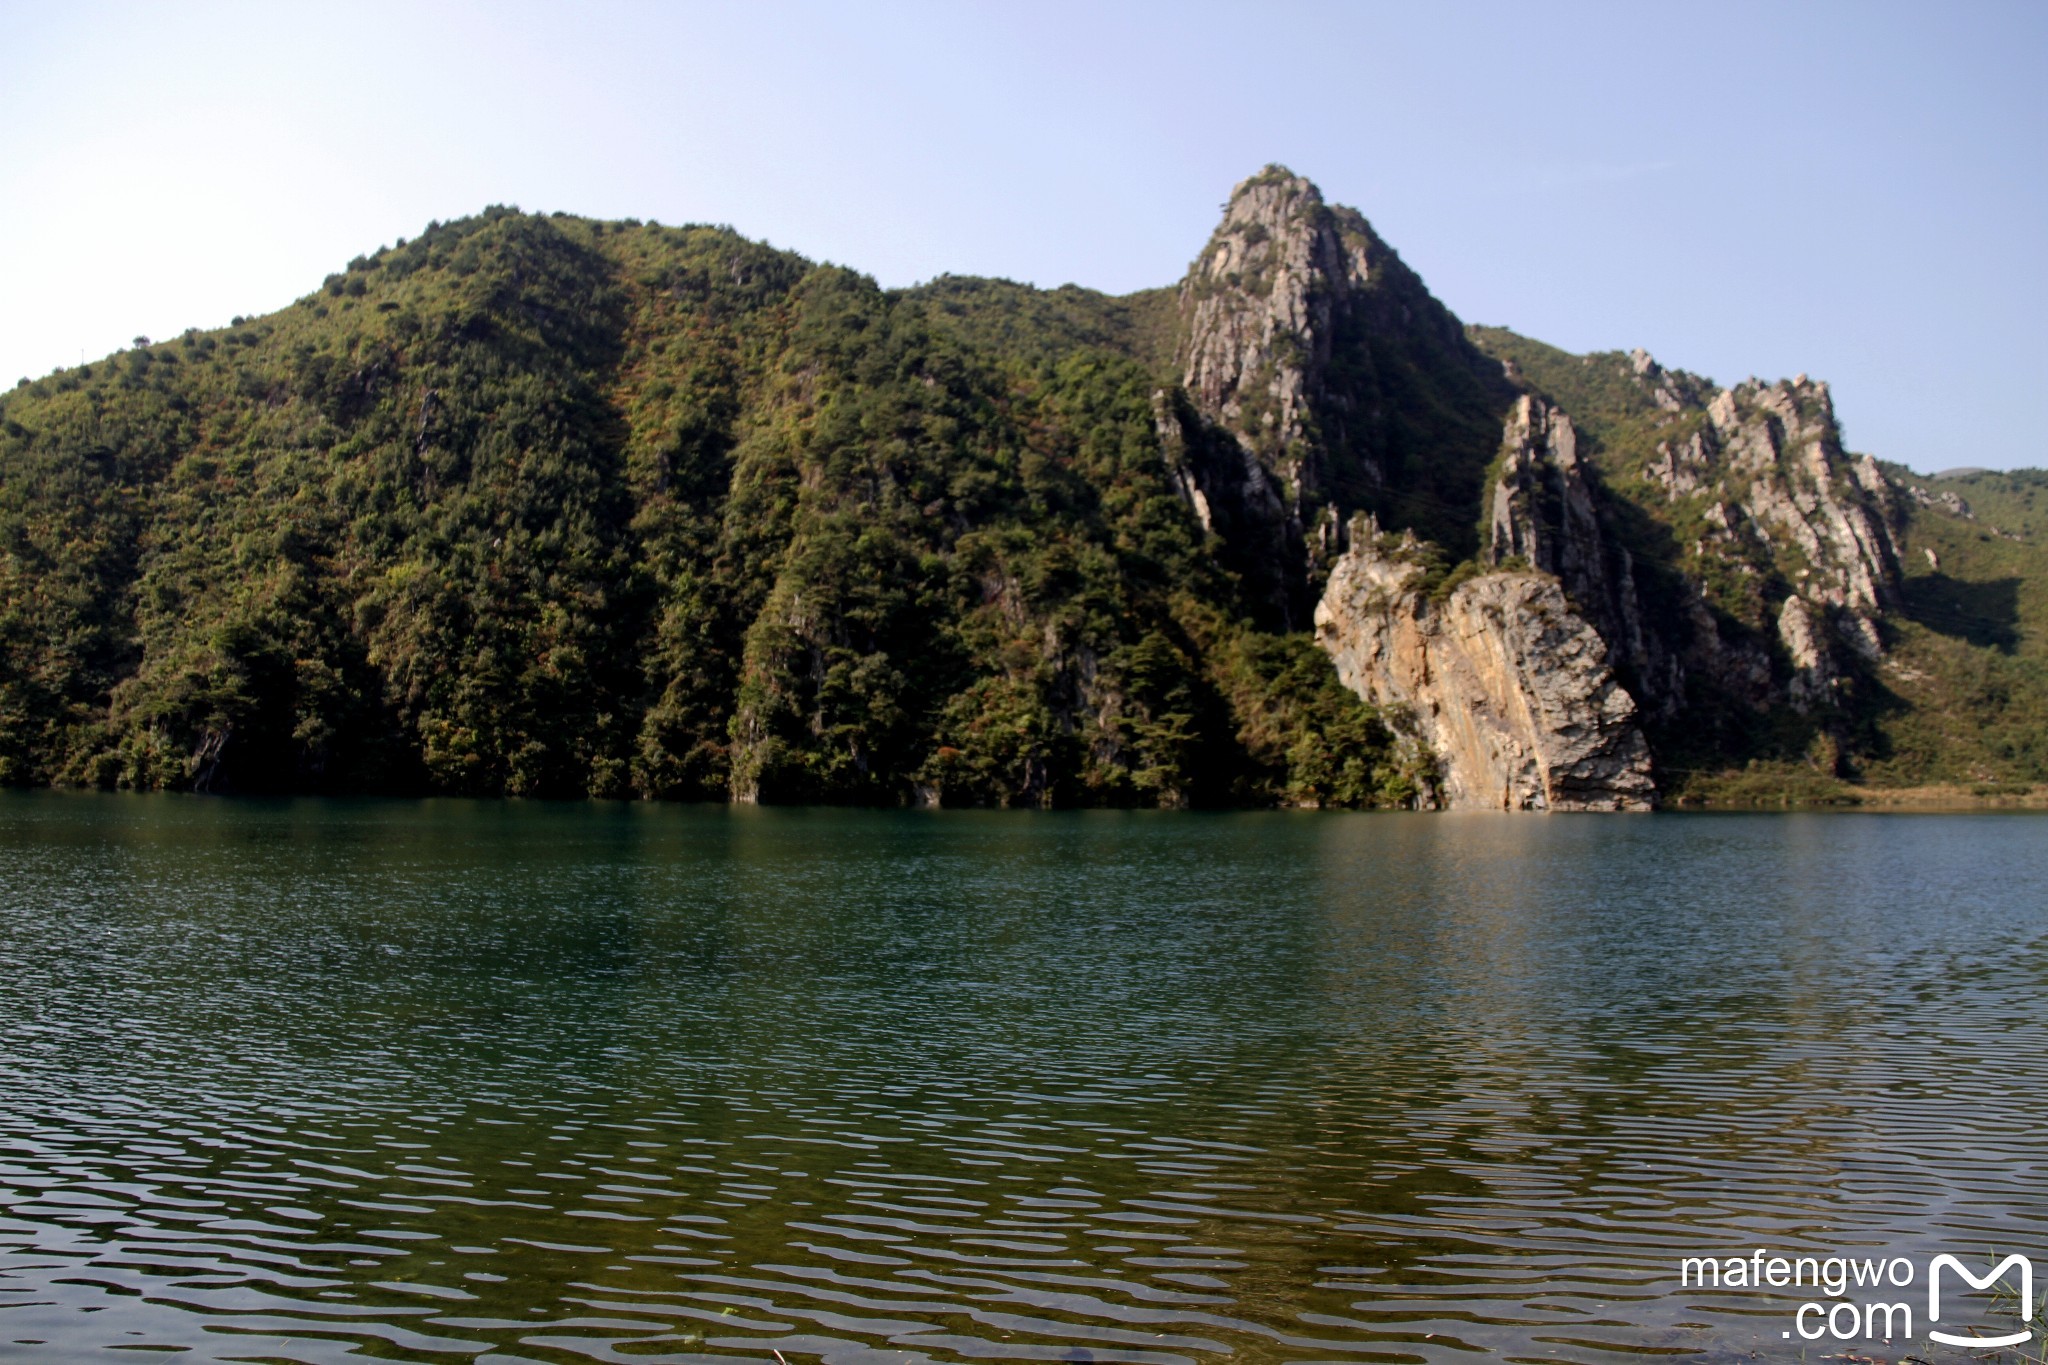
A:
<box><xmin>4</xmin><ymin>0</ymin><xmax>2043</xmax><ymax>472</ymax></box>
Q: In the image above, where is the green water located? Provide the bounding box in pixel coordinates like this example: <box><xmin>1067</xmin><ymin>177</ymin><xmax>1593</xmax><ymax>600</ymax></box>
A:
<box><xmin>2</xmin><ymin>794</ymin><xmax>2045</xmax><ymax>1363</ymax></box>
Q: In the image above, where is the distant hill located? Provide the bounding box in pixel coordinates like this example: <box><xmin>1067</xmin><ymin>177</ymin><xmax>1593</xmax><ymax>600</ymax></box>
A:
<box><xmin>2</xmin><ymin>171</ymin><xmax>2040</xmax><ymax>807</ymax></box>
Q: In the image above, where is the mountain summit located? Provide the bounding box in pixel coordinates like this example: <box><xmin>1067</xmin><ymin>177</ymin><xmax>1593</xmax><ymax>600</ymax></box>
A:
<box><xmin>1</xmin><ymin>173</ymin><xmax>2040</xmax><ymax>807</ymax></box>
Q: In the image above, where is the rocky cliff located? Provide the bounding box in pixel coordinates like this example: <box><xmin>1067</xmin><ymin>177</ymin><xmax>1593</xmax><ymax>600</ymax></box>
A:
<box><xmin>1167</xmin><ymin>170</ymin><xmax>1663</xmax><ymax>807</ymax></box>
<box><xmin>1164</xmin><ymin>168</ymin><xmax>1508</xmax><ymax>629</ymax></box>
<box><xmin>1315</xmin><ymin>516</ymin><xmax>1655</xmax><ymax>810</ymax></box>
<box><xmin>1178</xmin><ymin>168</ymin><xmax>1924</xmax><ymax>808</ymax></box>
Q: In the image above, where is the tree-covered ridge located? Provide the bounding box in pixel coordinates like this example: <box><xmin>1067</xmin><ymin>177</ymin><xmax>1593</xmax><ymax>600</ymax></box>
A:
<box><xmin>0</xmin><ymin>208</ymin><xmax>1424</xmax><ymax>806</ymax></box>
<box><xmin>6</xmin><ymin>183</ymin><xmax>2042</xmax><ymax>810</ymax></box>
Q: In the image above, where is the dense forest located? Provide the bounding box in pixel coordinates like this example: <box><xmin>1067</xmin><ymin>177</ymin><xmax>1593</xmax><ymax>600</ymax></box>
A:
<box><xmin>3</xmin><ymin>177</ymin><xmax>2041</xmax><ymax>806</ymax></box>
<box><xmin>0</xmin><ymin>208</ymin><xmax>1416</xmax><ymax>806</ymax></box>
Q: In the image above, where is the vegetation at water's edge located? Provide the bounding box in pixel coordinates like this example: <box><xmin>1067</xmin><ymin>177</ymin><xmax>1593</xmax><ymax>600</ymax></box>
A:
<box><xmin>0</xmin><ymin>209</ymin><xmax>1426</xmax><ymax>806</ymax></box>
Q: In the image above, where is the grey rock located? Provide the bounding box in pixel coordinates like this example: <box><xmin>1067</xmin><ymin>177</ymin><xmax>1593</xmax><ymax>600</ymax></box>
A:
<box><xmin>1777</xmin><ymin>595</ymin><xmax>1836</xmax><ymax>710</ymax></box>
<box><xmin>1315</xmin><ymin>517</ymin><xmax>1655</xmax><ymax>811</ymax></box>
<box><xmin>1169</xmin><ymin>166</ymin><xmax>1495</xmax><ymax>627</ymax></box>
<box><xmin>1905</xmin><ymin>483</ymin><xmax>1973</xmax><ymax>519</ymax></box>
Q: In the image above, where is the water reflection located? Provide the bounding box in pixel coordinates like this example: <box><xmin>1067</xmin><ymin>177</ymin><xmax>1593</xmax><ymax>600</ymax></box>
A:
<box><xmin>1</xmin><ymin>796</ymin><xmax>2044</xmax><ymax>1362</ymax></box>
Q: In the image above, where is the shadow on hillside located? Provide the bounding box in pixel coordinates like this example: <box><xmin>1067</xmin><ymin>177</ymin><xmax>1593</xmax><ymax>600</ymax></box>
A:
<box><xmin>1902</xmin><ymin>573</ymin><xmax>2021</xmax><ymax>652</ymax></box>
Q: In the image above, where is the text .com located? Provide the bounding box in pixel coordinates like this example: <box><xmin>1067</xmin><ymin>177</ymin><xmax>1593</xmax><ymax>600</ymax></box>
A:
<box><xmin>1681</xmin><ymin>1250</ymin><xmax>2039</xmax><ymax>1348</ymax></box>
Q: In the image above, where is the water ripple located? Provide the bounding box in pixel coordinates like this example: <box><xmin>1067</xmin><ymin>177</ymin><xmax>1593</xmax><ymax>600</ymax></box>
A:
<box><xmin>2</xmin><ymin>798</ymin><xmax>2045</xmax><ymax>1362</ymax></box>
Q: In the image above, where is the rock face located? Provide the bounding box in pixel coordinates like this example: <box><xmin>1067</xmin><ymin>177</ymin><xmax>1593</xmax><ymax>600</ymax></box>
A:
<box><xmin>1485</xmin><ymin>395</ymin><xmax>1673</xmax><ymax>708</ymax></box>
<box><xmin>1652</xmin><ymin>376</ymin><xmax>1903</xmax><ymax>686</ymax></box>
<box><xmin>1704</xmin><ymin>378</ymin><xmax>1898</xmax><ymax>619</ymax></box>
<box><xmin>1155</xmin><ymin>169</ymin><xmax>1936</xmax><ymax>810</ymax></box>
<box><xmin>1166</xmin><ymin>171</ymin><xmax>1351</xmax><ymax>625</ymax></box>
<box><xmin>1488</xmin><ymin>395</ymin><xmax>1605</xmax><ymax>582</ymax></box>
<box><xmin>1179</xmin><ymin>171</ymin><xmax>1357</xmax><ymax>498</ymax></box>
<box><xmin>1776</xmin><ymin>595</ymin><xmax>1836</xmax><ymax>710</ymax></box>
<box><xmin>1166</xmin><ymin>166</ymin><xmax>1506</xmax><ymax>628</ymax></box>
<box><xmin>1490</xmin><ymin>353</ymin><xmax>1909</xmax><ymax>733</ymax></box>
<box><xmin>1314</xmin><ymin>518</ymin><xmax>1655</xmax><ymax>811</ymax></box>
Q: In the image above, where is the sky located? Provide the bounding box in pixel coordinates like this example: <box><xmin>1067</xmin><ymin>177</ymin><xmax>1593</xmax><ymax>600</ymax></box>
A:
<box><xmin>3</xmin><ymin>0</ymin><xmax>2042</xmax><ymax>473</ymax></box>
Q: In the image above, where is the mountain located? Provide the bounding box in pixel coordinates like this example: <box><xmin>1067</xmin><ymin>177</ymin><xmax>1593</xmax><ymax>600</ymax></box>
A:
<box><xmin>2</xmin><ymin>169</ymin><xmax>2042</xmax><ymax>808</ymax></box>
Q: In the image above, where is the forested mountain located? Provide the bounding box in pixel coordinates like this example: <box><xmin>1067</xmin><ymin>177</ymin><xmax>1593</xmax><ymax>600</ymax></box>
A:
<box><xmin>2</xmin><ymin>169</ymin><xmax>2040</xmax><ymax>807</ymax></box>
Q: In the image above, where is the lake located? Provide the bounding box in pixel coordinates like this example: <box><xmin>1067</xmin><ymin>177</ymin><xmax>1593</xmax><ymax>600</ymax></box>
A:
<box><xmin>2</xmin><ymin>794</ymin><xmax>2044</xmax><ymax>1363</ymax></box>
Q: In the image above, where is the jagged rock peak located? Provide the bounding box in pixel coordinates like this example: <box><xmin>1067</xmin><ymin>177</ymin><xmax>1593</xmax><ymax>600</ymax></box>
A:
<box><xmin>1163</xmin><ymin>166</ymin><xmax>1398</xmax><ymax>629</ymax></box>
<box><xmin>1176</xmin><ymin>167</ymin><xmax>1370</xmax><ymax>451</ymax></box>
<box><xmin>1175</xmin><ymin>166</ymin><xmax>1476</xmax><ymax>457</ymax></box>
<box><xmin>1620</xmin><ymin>346</ymin><xmax>1709</xmax><ymax>411</ymax></box>
<box><xmin>1704</xmin><ymin>373</ymin><xmax>1900</xmax><ymax>622</ymax></box>
<box><xmin>1216</xmin><ymin>164</ymin><xmax>1325</xmax><ymax>235</ymax></box>
<box><xmin>1490</xmin><ymin>395</ymin><xmax>1594</xmax><ymax>574</ymax></box>
<box><xmin>1487</xmin><ymin>395</ymin><xmax>1670</xmax><ymax>712</ymax></box>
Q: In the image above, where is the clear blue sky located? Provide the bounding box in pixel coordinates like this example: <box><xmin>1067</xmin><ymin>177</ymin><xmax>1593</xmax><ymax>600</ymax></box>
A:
<box><xmin>5</xmin><ymin>0</ymin><xmax>2042</xmax><ymax>472</ymax></box>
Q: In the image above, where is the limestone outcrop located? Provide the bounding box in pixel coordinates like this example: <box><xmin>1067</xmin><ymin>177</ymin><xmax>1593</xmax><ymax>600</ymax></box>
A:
<box><xmin>1155</xmin><ymin>169</ymin><xmax>1938</xmax><ymax>810</ymax></box>
<box><xmin>1179</xmin><ymin>170</ymin><xmax>1356</xmax><ymax>499</ymax></box>
<box><xmin>1484</xmin><ymin>395</ymin><xmax>1676</xmax><ymax>709</ymax></box>
<box><xmin>1314</xmin><ymin>518</ymin><xmax>1655</xmax><ymax>811</ymax></box>
<box><xmin>1703</xmin><ymin>378</ymin><xmax>1898</xmax><ymax>622</ymax></box>
<box><xmin>1167</xmin><ymin>166</ymin><xmax>1505</xmax><ymax>627</ymax></box>
<box><xmin>1777</xmin><ymin>595</ymin><xmax>1837</xmax><ymax>710</ymax></box>
<box><xmin>1647</xmin><ymin>376</ymin><xmax>1903</xmax><ymax>687</ymax></box>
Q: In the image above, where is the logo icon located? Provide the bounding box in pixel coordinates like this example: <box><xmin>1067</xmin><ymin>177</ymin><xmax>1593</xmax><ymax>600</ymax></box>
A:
<box><xmin>1928</xmin><ymin>1253</ymin><xmax>2033</xmax><ymax>1349</ymax></box>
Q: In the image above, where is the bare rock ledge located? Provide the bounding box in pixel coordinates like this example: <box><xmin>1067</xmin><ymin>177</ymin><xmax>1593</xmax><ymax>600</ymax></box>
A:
<box><xmin>1314</xmin><ymin>518</ymin><xmax>1656</xmax><ymax>811</ymax></box>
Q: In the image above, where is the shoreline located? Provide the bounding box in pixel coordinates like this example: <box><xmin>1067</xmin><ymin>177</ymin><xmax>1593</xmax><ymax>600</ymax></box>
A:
<box><xmin>1666</xmin><ymin>781</ymin><xmax>2047</xmax><ymax>811</ymax></box>
<box><xmin>6</xmin><ymin>782</ymin><xmax>2047</xmax><ymax>813</ymax></box>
